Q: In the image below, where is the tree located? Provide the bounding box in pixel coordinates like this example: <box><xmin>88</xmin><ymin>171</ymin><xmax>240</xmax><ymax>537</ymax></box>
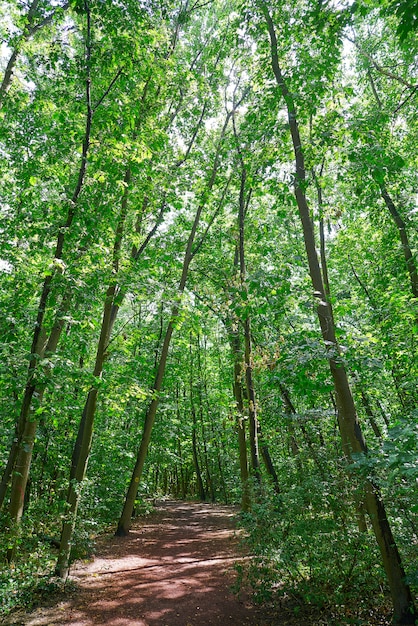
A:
<box><xmin>260</xmin><ymin>3</ymin><xmax>416</xmax><ymax>622</ymax></box>
<box><xmin>0</xmin><ymin>0</ymin><xmax>416</xmax><ymax>621</ymax></box>
<box><xmin>116</xmin><ymin>95</ymin><xmax>243</xmax><ymax>535</ymax></box>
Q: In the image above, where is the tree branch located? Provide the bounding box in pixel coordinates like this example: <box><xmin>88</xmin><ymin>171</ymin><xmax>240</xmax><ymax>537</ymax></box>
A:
<box><xmin>346</xmin><ymin>34</ymin><xmax>418</xmax><ymax>91</ymax></box>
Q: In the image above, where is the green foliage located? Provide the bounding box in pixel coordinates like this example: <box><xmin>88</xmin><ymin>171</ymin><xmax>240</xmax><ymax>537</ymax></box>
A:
<box><xmin>0</xmin><ymin>0</ymin><xmax>417</xmax><ymax>621</ymax></box>
<box><xmin>0</xmin><ymin>511</ymin><xmax>62</xmax><ymax>616</ymax></box>
<box><xmin>381</xmin><ymin>0</ymin><xmax>418</xmax><ymax>41</ymax></box>
<box><xmin>235</xmin><ymin>480</ymin><xmax>395</xmax><ymax>623</ymax></box>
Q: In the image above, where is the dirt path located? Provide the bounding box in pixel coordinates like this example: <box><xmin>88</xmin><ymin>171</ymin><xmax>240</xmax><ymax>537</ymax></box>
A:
<box><xmin>4</xmin><ymin>501</ymin><xmax>279</xmax><ymax>626</ymax></box>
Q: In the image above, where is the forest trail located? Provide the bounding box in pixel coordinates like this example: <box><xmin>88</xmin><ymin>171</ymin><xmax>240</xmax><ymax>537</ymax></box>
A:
<box><xmin>4</xmin><ymin>500</ymin><xmax>279</xmax><ymax>626</ymax></box>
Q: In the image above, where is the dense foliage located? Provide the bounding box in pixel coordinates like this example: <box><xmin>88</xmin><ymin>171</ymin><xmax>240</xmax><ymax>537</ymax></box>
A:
<box><xmin>0</xmin><ymin>0</ymin><xmax>417</xmax><ymax>623</ymax></box>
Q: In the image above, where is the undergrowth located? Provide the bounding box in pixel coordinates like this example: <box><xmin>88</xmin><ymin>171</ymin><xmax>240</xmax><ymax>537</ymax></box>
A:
<box><xmin>234</xmin><ymin>475</ymin><xmax>417</xmax><ymax>625</ymax></box>
<box><xmin>0</xmin><ymin>492</ymin><xmax>156</xmax><ymax>619</ymax></box>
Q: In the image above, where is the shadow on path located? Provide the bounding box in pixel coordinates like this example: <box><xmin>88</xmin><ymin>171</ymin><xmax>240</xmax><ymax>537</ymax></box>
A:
<box><xmin>4</xmin><ymin>500</ymin><xmax>278</xmax><ymax>626</ymax></box>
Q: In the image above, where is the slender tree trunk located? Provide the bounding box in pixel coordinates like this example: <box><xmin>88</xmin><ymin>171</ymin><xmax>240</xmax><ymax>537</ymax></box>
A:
<box><xmin>360</xmin><ymin>389</ymin><xmax>383</xmax><ymax>440</ymax></box>
<box><xmin>0</xmin><ymin>0</ymin><xmax>70</xmax><ymax>102</ymax></box>
<box><xmin>229</xmin><ymin>324</ymin><xmax>250</xmax><ymax>511</ymax></box>
<box><xmin>279</xmin><ymin>383</ymin><xmax>329</xmax><ymax>480</ymax></box>
<box><xmin>177</xmin><ymin>435</ymin><xmax>186</xmax><ymax>499</ymax></box>
<box><xmin>259</xmin><ymin>430</ymin><xmax>280</xmax><ymax>494</ymax></box>
<box><xmin>191</xmin><ymin>397</ymin><xmax>206</xmax><ymax>502</ymax></box>
<box><xmin>377</xmin><ymin>399</ymin><xmax>390</xmax><ymax>428</ymax></box>
<box><xmin>379</xmin><ymin>184</ymin><xmax>418</xmax><ymax>300</ymax></box>
<box><xmin>116</xmin><ymin>109</ymin><xmax>235</xmax><ymax>536</ymax></box>
<box><xmin>7</xmin><ymin>49</ymin><xmax>168</xmax><ymax>533</ymax></box>
<box><xmin>0</xmin><ymin>0</ymin><xmax>40</xmax><ymax>100</ymax></box>
<box><xmin>225</xmin><ymin>156</ymin><xmax>255</xmax><ymax>507</ymax></box>
<box><xmin>56</xmin><ymin>105</ymin><xmax>174</xmax><ymax>575</ymax></box>
<box><xmin>224</xmin><ymin>151</ymin><xmax>255</xmax><ymax>509</ymax></box>
<box><xmin>279</xmin><ymin>383</ymin><xmax>300</xmax><ymax>458</ymax></box>
<box><xmin>115</xmin><ymin>311</ymin><xmax>176</xmax><ymax>537</ymax></box>
<box><xmin>243</xmin><ymin>319</ymin><xmax>261</xmax><ymax>478</ymax></box>
<box><xmin>0</xmin><ymin>293</ymin><xmax>71</xmax><ymax>509</ymax></box>
<box><xmin>189</xmin><ymin>335</ymin><xmax>207</xmax><ymax>501</ymax></box>
<box><xmin>235</xmin><ymin>130</ymin><xmax>261</xmax><ymax>480</ymax></box>
<box><xmin>55</xmin><ymin>284</ymin><xmax>118</xmax><ymax>577</ymax></box>
<box><xmin>200</xmin><ymin>415</ymin><xmax>214</xmax><ymax>501</ymax></box>
<box><xmin>211</xmin><ymin>418</ymin><xmax>228</xmax><ymax>504</ymax></box>
<box><xmin>55</xmin><ymin>166</ymin><xmax>131</xmax><ymax>577</ymax></box>
<box><xmin>196</xmin><ymin>338</ymin><xmax>215</xmax><ymax>501</ymax></box>
<box><xmin>313</xmin><ymin>166</ymin><xmax>333</xmax><ymax>307</ymax></box>
<box><xmin>262</xmin><ymin>6</ymin><xmax>416</xmax><ymax>623</ymax></box>
<box><xmin>175</xmin><ymin>385</ymin><xmax>187</xmax><ymax>499</ymax></box>
<box><xmin>199</xmin><ymin>336</ymin><xmax>228</xmax><ymax>502</ymax></box>
<box><xmin>4</xmin><ymin>8</ymin><xmax>93</xmax><ymax>557</ymax></box>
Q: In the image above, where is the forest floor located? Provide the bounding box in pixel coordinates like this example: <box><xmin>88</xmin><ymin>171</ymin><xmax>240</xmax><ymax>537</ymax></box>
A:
<box><xmin>2</xmin><ymin>500</ymin><xmax>393</xmax><ymax>626</ymax></box>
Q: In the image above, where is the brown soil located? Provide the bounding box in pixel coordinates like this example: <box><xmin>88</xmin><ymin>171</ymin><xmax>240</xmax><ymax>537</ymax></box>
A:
<box><xmin>3</xmin><ymin>500</ymin><xmax>395</xmax><ymax>626</ymax></box>
<box><xmin>3</xmin><ymin>500</ymin><xmax>281</xmax><ymax>626</ymax></box>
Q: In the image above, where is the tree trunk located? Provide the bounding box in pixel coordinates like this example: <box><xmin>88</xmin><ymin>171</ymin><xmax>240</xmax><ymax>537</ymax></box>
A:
<box><xmin>199</xmin><ymin>339</ymin><xmax>228</xmax><ymax>502</ymax></box>
<box><xmin>262</xmin><ymin>6</ymin><xmax>416</xmax><ymax>623</ymax></box>
<box><xmin>55</xmin><ymin>165</ymin><xmax>131</xmax><ymax>577</ymax></box>
<box><xmin>5</xmin><ymin>296</ymin><xmax>70</xmax><ymax>549</ymax></box>
<box><xmin>189</xmin><ymin>334</ymin><xmax>207</xmax><ymax>501</ymax></box>
<box><xmin>229</xmin><ymin>324</ymin><xmax>251</xmax><ymax>511</ymax></box>
<box><xmin>0</xmin><ymin>293</ymin><xmax>71</xmax><ymax>509</ymax></box>
<box><xmin>243</xmin><ymin>318</ymin><xmax>261</xmax><ymax>479</ymax></box>
<box><xmin>196</xmin><ymin>339</ymin><xmax>215</xmax><ymax>501</ymax></box>
<box><xmin>259</xmin><ymin>432</ymin><xmax>280</xmax><ymax>494</ymax></box>
<box><xmin>0</xmin><ymin>0</ymin><xmax>40</xmax><ymax>100</ymax></box>
<box><xmin>191</xmin><ymin>405</ymin><xmax>206</xmax><ymax>501</ymax></box>
<box><xmin>116</xmin><ymin>109</ymin><xmax>235</xmax><ymax>536</ymax></box>
<box><xmin>235</xmin><ymin>133</ymin><xmax>261</xmax><ymax>480</ymax></box>
<box><xmin>4</xmin><ymin>7</ymin><xmax>92</xmax><ymax>554</ymax></box>
<box><xmin>380</xmin><ymin>184</ymin><xmax>418</xmax><ymax>300</ymax></box>
<box><xmin>55</xmin><ymin>289</ymin><xmax>117</xmax><ymax>577</ymax></box>
<box><xmin>360</xmin><ymin>389</ymin><xmax>383</xmax><ymax>440</ymax></box>
<box><xmin>0</xmin><ymin>0</ymin><xmax>70</xmax><ymax>102</ymax></box>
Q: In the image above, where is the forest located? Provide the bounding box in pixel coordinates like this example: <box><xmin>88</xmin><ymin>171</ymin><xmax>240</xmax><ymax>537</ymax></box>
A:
<box><xmin>0</xmin><ymin>0</ymin><xmax>417</xmax><ymax>623</ymax></box>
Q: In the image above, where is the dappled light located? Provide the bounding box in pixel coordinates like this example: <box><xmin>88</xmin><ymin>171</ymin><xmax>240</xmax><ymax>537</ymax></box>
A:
<box><xmin>0</xmin><ymin>0</ymin><xmax>416</xmax><ymax>624</ymax></box>
<box><xmin>13</xmin><ymin>501</ymin><xmax>275</xmax><ymax>626</ymax></box>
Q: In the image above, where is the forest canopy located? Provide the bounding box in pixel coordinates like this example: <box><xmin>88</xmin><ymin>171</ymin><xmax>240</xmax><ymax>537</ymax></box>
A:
<box><xmin>0</xmin><ymin>0</ymin><xmax>417</xmax><ymax>623</ymax></box>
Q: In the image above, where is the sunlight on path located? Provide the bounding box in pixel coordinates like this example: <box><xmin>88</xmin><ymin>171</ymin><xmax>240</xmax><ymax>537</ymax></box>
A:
<box><xmin>6</xmin><ymin>501</ymin><xmax>277</xmax><ymax>626</ymax></box>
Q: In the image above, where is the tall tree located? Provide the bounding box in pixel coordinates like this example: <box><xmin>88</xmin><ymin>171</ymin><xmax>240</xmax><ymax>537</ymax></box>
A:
<box><xmin>116</xmin><ymin>99</ymin><xmax>241</xmax><ymax>536</ymax></box>
<box><xmin>4</xmin><ymin>0</ymin><xmax>95</xmax><ymax>546</ymax></box>
<box><xmin>261</xmin><ymin>3</ymin><xmax>416</xmax><ymax>623</ymax></box>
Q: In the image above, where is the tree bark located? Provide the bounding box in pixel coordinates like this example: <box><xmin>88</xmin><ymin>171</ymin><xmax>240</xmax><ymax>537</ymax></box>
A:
<box><xmin>116</xmin><ymin>109</ymin><xmax>234</xmax><ymax>536</ymax></box>
<box><xmin>230</xmin><ymin>325</ymin><xmax>251</xmax><ymax>511</ymax></box>
<box><xmin>234</xmin><ymin>123</ymin><xmax>261</xmax><ymax>480</ymax></box>
<box><xmin>189</xmin><ymin>335</ymin><xmax>207</xmax><ymax>501</ymax></box>
<box><xmin>191</xmin><ymin>403</ymin><xmax>206</xmax><ymax>501</ymax></box>
<box><xmin>243</xmin><ymin>318</ymin><xmax>261</xmax><ymax>479</ymax></box>
<box><xmin>380</xmin><ymin>184</ymin><xmax>418</xmax><ymax>300</ymax></box>
<box><xmin>196</xmin><ymin>338</ymin><xmax>215</xmax><ymax>501</ymax></box>
<box><xmin>4</xmin><ymin>5</ymin><xmax>93</xmax><ymax>559</ymax></box>
<box><xmin>3</xmin><ymin>292</ymin><xmax>71</xmax><ymax>515</ymax></box>
<box><xmin>262</xmin><ymin>5</ymin><xmax>416</xmax><ymax>623</ymax></box>
<box><xmin>259</xmin><ymin>432</ymin><xmax>280</xmax><ymax>494</ymax></box>
<box><xmin>360</xmin><ymin>389</ymin><xmax>383</xmax><ymax>440</ymax></box>
<box><xmin>55</xmin><ymin>163</ymin><xmax>131</xmax><ymax>577</ymax></box>
<box><xmin>1</xmin><ymin>0</ymin><xmax>40</xmax><ymax>99</ymax></box>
